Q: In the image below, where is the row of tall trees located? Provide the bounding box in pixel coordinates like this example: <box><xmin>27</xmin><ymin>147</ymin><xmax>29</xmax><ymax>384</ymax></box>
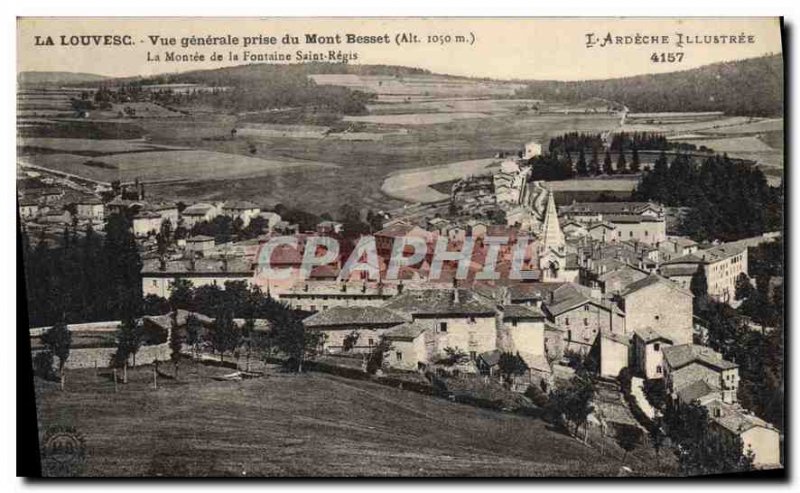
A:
<box><xmin>547</xmin><ymin>131</ymin><xmax>697</xmax><ymax>155</ymax></box>
<box><xmin>22</xmin><ymin>213</ymin><xmax>143</xmax><ymax>327</ymax></box>
<box><xmin>528</xmin><ymin>147</ymin><xmax>642</xmax><ymax>181</ymax></box>
<box><xmin>635</xmin><ymin>152</ymin><xmax>783</xmax><ymax>242</ymax></box>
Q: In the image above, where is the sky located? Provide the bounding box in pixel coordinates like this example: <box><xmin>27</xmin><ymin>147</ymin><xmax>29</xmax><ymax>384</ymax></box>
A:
<box><xmin>18</xmin><ymin>17</ymin><xmax>783</xmax><ymax>81</ymax></box>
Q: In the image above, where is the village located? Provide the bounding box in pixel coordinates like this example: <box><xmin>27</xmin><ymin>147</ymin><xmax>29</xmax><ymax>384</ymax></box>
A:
<box><xmin>20</xmin><ymin>131</ymin><xmax>784</xmax><ymax>475</ymax></box>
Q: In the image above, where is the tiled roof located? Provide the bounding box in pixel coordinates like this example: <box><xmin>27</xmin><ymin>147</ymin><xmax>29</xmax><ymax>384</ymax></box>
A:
<box><xmin>662</xmin><ymin>344</ymin><xmax>738</xmax><ymax>372</ymax></box>
<box><xmin>304</xmin><ymin>305</ymin><xmax>408</xmax><ymax>328</ymax></box>
<box><xmin>560</xmin><ymin>202</ymin><xmax>658</xmax><ymax>215</ymax></box>
<box><xmin>383</xmin><ymin>288</ymin><xmax>496</xmax><ymax>316</ymax></box>
<box><xmin>676</xmin><ymin>380</ymin><xmax>718</xmax><ymax>404</ymax></box>
<box><xmin>384</xmin><ymin>321</ymin><xmax>428</xmax><ymax>340</ymax></box>
<box><xmin>602</xmin><ymin>330</ymin><xmax>631</xmax><ymax>346</ymax></box>
<box><xmin>182</xmin><ymin>203</ymin><xmax>215</xmax><ymax>215</ymax></box>
<box><xmin>619</xmin><ymin>273</ymin><xmax>693</xmax><ymax>298</ymax></box>
<box><xmin>477</xmin><ymin>349</ymin><xmax>502</xmax><ymax>367</ymax></box>
<box><xmin>545</xmin><ymin>283</ymin><xmax>621</xmax><ymax>316</ymax></box>
<box><xmin>663</xmin><ymin>243</ymin><xmax>747</xmax><ymax>266</ymax></box>
<box><xmin>605</xmin><ymin>214</ymin><xmax>662</xmax><ymax>224</ymax></box>
<box><xmin>659</xmin><ymin>264</ymin><xmax>700</xmax><ymax>277</ymax></box>
<box><xmin>634</xmin><ymin>327</ymin><xmax>672</xmax><ymax>344</ymax></box>
<box><xmin>598</xmin><ymin>265</ymin><xmax>648</xmax><ymax>288</ymax></box>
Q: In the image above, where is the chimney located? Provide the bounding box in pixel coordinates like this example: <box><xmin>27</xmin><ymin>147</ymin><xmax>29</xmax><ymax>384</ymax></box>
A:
<box><xmin>453</xmin><ymin>287</ymin><xmax>460</xmax><ymax>304</ymax></box>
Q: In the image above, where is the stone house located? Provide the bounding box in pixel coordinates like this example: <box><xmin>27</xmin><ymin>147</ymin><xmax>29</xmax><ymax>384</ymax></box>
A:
<box><xmin>303</xmin><ymin>306</ymin><xmax>408</xmax><ymax>354</ymax></box>
<box><xmin>704</xmin><ymin>399</ymin><xmax>781</xmax><ymax>468</ymax></box>
<box><xmin>542</xmin><ymin>283</ymin><xmax>625</xmax><ymax>355</ymax></box>
<box><xmin>663</xmin><ymin>344</ymin><xmax>740</xmax><ymax>404</ymax></box>
<box><xmin>384</xmin><ymin>321</ymin><xmax>428</xmax><ymax>371</ymax></box>
<box><xmin>616</xmin><ymin>274</ymin><xmax>693</xmax><ymax>346</ymax></box>
<box><xmin>222</xmin><ymin>200</ymin><xmax>261</xmax><ymax>227</ymax></box>
<box><xmin>133</xmin><ymin>210</ymin><xmax>163</xmax><ymax>238</ymax></box>
<box><xmin>140</xmin><ymin>256</ymin><xmax>254</xmax><ymax>298</ymax></box>
<box><xmin>383</xmin><ymin>287</ymin><xmax>497</xmax><ymax>365</ymax></box>
<box><xmin>74</xmin><ymin>197</ymin><xmax>104</xmax><ymax>221</ymax></box>
<box><xmin>181</xmin><ymin>202</ymin><xmax>219</xmax><ymax>229</ymax></box>
<box><xmin>185</xmin><ymin>235</ymin><xmax>216</xmax><ymax>255</ymax></box>
<box><xmin>632</xmin><ymin>327</ymin><xmax>674</xmax><ymax>380</ymax></box>
<box><xmin>659</xmin><ymin>244</ymin><xmax>748</xmax><ymax>305</ymax></box>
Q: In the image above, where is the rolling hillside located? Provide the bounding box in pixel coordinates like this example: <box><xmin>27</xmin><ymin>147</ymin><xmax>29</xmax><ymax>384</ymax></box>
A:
<box><xmin>515</xmin><ymin>54</ymin><xmax>783</xmax><ymax>117</ymax></box>
<box><xmin>18</xmin><ymin>71</ymin><xmax>109</xmax><ymax>86</ymax></box>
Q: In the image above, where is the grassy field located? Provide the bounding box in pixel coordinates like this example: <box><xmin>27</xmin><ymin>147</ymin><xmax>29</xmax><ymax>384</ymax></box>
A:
<box><xmin>35</xmin><ymin>361</ymin><xmax>668</xmax><ymax>477</ymax></box>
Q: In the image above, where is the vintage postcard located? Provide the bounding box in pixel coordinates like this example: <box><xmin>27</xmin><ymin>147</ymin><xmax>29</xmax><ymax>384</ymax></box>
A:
<box><xmin>17</xmin><ymin>17</ymin><xmax>784</xmax><ymax>478</ymax></box>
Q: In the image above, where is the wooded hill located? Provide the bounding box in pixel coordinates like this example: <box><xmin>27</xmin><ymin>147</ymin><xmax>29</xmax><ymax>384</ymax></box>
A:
<box><xmin>515</xmin><ymin>54</ymin><xmax>783</xmax><ymax>117</ymax></box>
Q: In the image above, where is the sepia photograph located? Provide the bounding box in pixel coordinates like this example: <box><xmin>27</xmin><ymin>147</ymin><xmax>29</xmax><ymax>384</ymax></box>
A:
<box><xmin>16</xmin><ymin>16</ymin><xmax>785</xmax><ymax>478</ymax></box>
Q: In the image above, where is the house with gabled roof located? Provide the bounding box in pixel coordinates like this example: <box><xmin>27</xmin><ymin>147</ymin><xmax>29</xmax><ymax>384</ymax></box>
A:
<box><xmin>542</xmin><ymin>282</ymin><xmax>625</xmax><ymax>355</ymax></box>
<box><xmin>304</xmin><ymin>306</ymin><xmax>409</xmax><ymax>354</ymax></box>
<box><xmin>383</xmin><ymin>287</ymin><xmax>497</xmax><ymax>364</ymax></box>
<box><xmin>632</xmin><ymin>327</ymin><xmax>674</xmax><ymax>380</ymax></box>
<box><xmin>616</xmin><ymin>273</ymin><xmax>693</xmax><ymax>346</ymax></box>
<box><xmin>663</xmin><ymin>344</ymin><xmax>740</xmax><ymax>405</ymax></box>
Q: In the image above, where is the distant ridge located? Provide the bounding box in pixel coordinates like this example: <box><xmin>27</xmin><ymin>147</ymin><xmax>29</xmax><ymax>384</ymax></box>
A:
<box><xmin>18</xmin><ymin>71</ymin><xmax>109</xmax><ymax>86</ymax></box>
<box><xmin>515</xmin><ymin>54</ymin><xmax>783</xmax><ymax>117</ymax></box>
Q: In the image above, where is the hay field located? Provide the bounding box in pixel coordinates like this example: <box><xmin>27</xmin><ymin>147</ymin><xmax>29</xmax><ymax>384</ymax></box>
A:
<box><xmin>34</xmin><ymin>363</ymin><xmax>654</xmax><ymax>477</ymax></box>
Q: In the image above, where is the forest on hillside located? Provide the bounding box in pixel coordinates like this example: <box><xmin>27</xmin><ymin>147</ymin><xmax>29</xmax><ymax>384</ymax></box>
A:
<box><xmin>515</xmin><ymin>55</ymin><xmax>783</xmax><ymax>117</ymax></box>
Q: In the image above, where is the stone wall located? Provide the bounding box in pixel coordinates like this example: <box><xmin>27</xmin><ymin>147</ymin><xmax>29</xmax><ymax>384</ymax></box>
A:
<box><xmin>34</xmin><ymin>343</ymin><xmax>171</xmax><ymax>370</ymax></box>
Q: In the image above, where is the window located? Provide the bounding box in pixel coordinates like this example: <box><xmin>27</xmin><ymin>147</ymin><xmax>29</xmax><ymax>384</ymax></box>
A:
<box><xmin>583</xmin><ymin>318</ymin><xmax>588</xmax><ymax>326</ymax></box>
<box><xmin>310</xmin><ymin>305</ymin><xmax>316</xmax><ymax>312</ymax></box>
<box><xmin>396</xmin><ymin>351</ymin><xmax>403</xmax><ymax>361</ymax></box>
<box><xmin>152</xmin><ymin>280</ymin><xmax>158</xmax><ymax>287</ymax></box>
<box><xmin>468</xmin><ymin>316</ymin><xmax>476</xmax><ymax>324</ymax></box>
<box><xmin>439</xmin><ymin>322</ymin><xmax>448</xmax><ymax>333</ymax></box>
<box><xmin>470</xmin><ymin>351</ymin><xmax>477</xmax><ymax>361</ymax></box>
<box><xmin>565</xmin><ymin>317</ymin><xmax>570</xmax><ymax>326</ymax></box>
<box><xmin>567</xmin><ymin>330</ymin><xmax>572</xmax><ymax>342</ymax></box>
<box><xmin>511</xmin><ymin>319</ymin><xmax>518</xmax><ymax>327</ymax></box>
<box><xmin>656</xmin><ymin>366</ymin><xmax>662</xmax><ymax>374</ymax></box>
<box><xmin>322</xmin><ymin>306</ymin><xmax>328</xmax><ymax>311</ymax></box>
<box><xmin>629</xmin><ymin>231</ymin><xmax>633</xmax><ymax>238</ymax></box>
<box><xmin>645</xmin><ymin>230</ymin><xmax>649</xmax><ymax>236</ymax></box>
<box><xmin>583</xmin><ymin>305</ymin><xmax>589</xmax><ymax>311</ymax></box>
<box><xmin>654</xmin><ymin>343</ymin><xmax>660</xmax><ymax>352</ymax></box>
<box><xmin>368</xmin><ymin>338</ymin><xmax>374</xmax><ymax>346</ymax></box>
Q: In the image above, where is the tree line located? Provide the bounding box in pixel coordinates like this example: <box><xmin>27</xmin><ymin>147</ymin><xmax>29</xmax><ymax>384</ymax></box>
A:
<box><xmin>548</xmin><ymin>131</ymin><xmax>700</xmax><ymax>155</ymax></box>
<box><xmin>21</xmin><ymin>213</ymin><xmax>142</xmax><ymax>328</ymax></box>
<box><xmin>691</xmin><ymin>262</ymin><xmax>784</xmax><ymax>431</ymax></box>
<box><xmin>634</xmin><ymin>152</ymin><xmax>783</xmax><ymax>242</ymax></box>
<box><xmin>528</xmin><ymin>146</ymin><xmax>643</xmax><ymax>181</ymax></box>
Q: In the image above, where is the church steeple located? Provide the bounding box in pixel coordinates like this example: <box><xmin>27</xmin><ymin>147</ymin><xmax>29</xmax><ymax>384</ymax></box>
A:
<box><xmin>540</xmin><ymin>189</ymin><xmax>565</xmax><ymax>252</ymax></box>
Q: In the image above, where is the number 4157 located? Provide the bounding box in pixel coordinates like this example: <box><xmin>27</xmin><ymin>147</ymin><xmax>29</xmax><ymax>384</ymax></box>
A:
<box><xmin>651</xmin><ymin>52</ymin><xmax>685</xmax><ymax>63</ymax></box>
